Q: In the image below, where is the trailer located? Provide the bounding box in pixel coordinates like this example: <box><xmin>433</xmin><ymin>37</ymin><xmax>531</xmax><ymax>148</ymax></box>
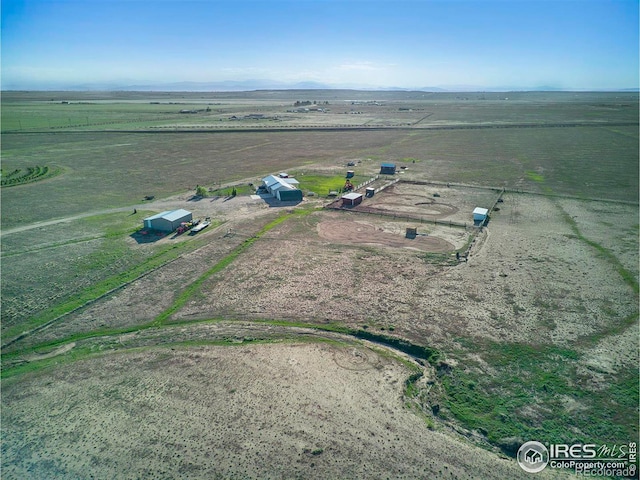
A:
<box><xmin>190</xmin><ymin>217</ymin><xmax>211</xmax><ymax>234</ymax></box>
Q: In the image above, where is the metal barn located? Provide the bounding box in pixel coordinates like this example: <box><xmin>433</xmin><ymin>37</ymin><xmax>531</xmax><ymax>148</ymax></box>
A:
<box><xmin>262</xmin><ymin>175</ymin><xmax>303</xmax><ymax>202</ymax></box>
<box><xmin>143</xmin><ymin>209</ymin><xmax>193</xmax><ymax>232</ymax></box>
<box><xmin>380</xmin><ymin>163</ymin><xmax>396</xmax><ymax>175</ymax></box>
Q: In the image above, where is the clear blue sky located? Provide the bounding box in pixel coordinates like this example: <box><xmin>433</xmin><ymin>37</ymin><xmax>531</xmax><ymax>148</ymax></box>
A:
<box><xmin>2</xmin><ymin>0</ymin><xmax>638</xmax><ymax>90</ymax></box>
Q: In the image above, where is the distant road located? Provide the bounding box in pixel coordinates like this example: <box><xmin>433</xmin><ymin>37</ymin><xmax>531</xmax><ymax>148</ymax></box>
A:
<box><xmin>0</xmin><ymin>207</ymin><xmax>135</xmax><ymax>237</ymax></box>
<box><xmin>2</xmin><ymin>121</ymin><xmax>638</xmax><ymax>135</ymax></box>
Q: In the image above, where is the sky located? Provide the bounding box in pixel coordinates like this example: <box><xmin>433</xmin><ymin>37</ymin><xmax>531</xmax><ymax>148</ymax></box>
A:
<box><xmin>2</xmin><ymin>0</ymin><xmax>639</xmax><ymax>90</ymax></box>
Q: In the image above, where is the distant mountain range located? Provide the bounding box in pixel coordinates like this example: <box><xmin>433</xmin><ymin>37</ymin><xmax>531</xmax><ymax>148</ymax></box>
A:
<box><xmin>3</xmin><ymin>79</ymin><xmax>638</xmax><ymax>92</ymax></box>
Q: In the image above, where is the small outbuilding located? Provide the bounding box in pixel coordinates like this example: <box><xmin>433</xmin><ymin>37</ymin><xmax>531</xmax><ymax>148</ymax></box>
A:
<box><xmin>143</xmin><ymin>209</ymin><xmax>192</xmax><ymax>232</ymax></box>
<box><xmin>473</xmin><ymin>207</ymin><xmax>489</xmax><ymax>224</ymax></box>
<box><xmin>341</xmin><ymin>192</ymin><xmax>363</xmax><ymax>207</ymax></box>
<box><xmin>380</xmin><ymin>163</ymin><xmax>396</xmax><ymax>175</ymax></box>
<box><xmin>365</xmin><ymin>187</ymin><xmax>375</xmax><ymax>197</ymax></box>
<box><xmin>346</xmin><ymin>170</ymin><xmax>355</xmax><ymax>178</ymax></box>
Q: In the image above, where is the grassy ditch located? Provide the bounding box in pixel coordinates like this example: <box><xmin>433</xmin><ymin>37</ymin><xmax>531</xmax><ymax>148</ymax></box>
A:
<box><xmin>0</xmin><ymin>331</ymin><xmax>346</xmax><ymax>381</ymax></box>
<box><xmin>1</xmin><ymin>239</ymin><xmax>203</xmax><ymax>347</ymax></box>
<box><xmin>1</xmin><ymin>315</ymin><xmax>436</xmax><ymax>383</ymax></box>
<box><xmin>154</xmin><ymin>211</ymin><xmax>310</xmax><ymax>325</ymax></box>
<box><xmin>557</xmin><ymin>204</ymin><xmax>639</xmax><ymax>295</ymax></box>
<box><xmin>228</xmin><ymin>319</ymin><xmax>442</xmax><ymax>365</ymax></box>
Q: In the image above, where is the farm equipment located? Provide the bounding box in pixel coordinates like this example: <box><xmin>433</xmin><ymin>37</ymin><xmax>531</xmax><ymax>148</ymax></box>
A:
<box><xmin>343</xmin><ymin>179</ymin><xmax>354</xmax><ymax>192</ymax></box>
<box><xmin>176</xmin><ymin>219</ymin><xmax>199</xmax><ymax>235</ymax></box>
<box><xmin>190</xmin><ymin>217</ymin><xmax>211</xmax><ymax>234</ymax></box>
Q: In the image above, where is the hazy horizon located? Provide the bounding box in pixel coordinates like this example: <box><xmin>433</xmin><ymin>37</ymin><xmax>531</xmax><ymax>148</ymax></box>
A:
<box><xmin>2</xmin><ymin>0</ymin><xmax>639</xmax><ymax>92</ymax></box>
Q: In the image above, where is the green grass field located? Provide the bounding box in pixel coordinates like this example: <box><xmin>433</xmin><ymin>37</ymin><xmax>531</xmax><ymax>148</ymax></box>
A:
<box><xmin>293</xmin><ymin>173</ymin><xmax>371</xmax><ymax>196</ymax></box>
<box><xmin>440</xmin><ymin>340</ymin><xmax>638</xmax><ymax>452</ymax></box>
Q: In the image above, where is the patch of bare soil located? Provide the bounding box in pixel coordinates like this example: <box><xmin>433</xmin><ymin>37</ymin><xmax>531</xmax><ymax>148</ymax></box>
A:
<box><xmin>2</xmin><ymin>343</ymin><xmax>554</xmax><ymax>479</ymax></box>
<box><xmin>318</xmin><ymin>219</ymin><xmax>454</xmax><ymax>252</ymax></box>
<box><xmin>361</xmin><ymin>182</ymin><xmax>500</xmax><ymax>224</ymax></box>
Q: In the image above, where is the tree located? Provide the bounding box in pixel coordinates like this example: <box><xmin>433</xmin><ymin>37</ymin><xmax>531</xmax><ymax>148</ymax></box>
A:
<box><xmin>196</xmin><ymin>185</ymin><xmax>208</xmax><ymax>197</ymax></box>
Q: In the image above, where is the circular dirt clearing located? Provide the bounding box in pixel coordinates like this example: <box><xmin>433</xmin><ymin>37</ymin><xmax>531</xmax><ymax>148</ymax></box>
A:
<box><xmin>318</xmin><ymin>220</ymin><xmax>454</xmax><ymax>252</ymax></box>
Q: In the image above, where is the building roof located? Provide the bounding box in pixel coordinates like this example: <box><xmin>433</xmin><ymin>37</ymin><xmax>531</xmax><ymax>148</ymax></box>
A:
<box><xmin>144</xmin><ymin>209</ymin><xmax>192</xmax><ymax>222</ymax></box>
<box><xmin>263</xmin><ymin>175</ymin><xmax>298</xmax><ymax>191</ymax></box>
<box><xmin>144</xmin><ymin>210</ymin><xmax>172</xmax><ymax>221</ymax></box>
<box><xmin>163</xmin><ymin>209</ymin><xmax>192</xmax><ymax>221</ymax></box>
<box><xmin>473</xmin><ymin>207</ymin><xmax>489</xmax><ymax>216</ymax></box>
<box><xmin>263</xmin><ymin>175</ymin><xmax>281</xmax><ymax>188</ymax></box>
<box><xmin>381</xmin><ymin>163</ymin><xmax>396</xmax><ymax>168</ymax></box>
<box><xmin>273</xmin><ymin>183</ymin><xmax>295</xmax><ymax>193</ymax></box>
<box><xmin>342</xmin><ymin>192</ymin><xmax>363</xmax><ymax>200</ymax></box>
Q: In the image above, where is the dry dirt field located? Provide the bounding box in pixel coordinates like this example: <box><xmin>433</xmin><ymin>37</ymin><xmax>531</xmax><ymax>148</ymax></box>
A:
<box><xmin>174</xmin><ymin>190</ymin><xmax>637</xmax><ymax>351</ymax></box>
<box><xmin>317</xmin><ymin>218</ymin><xmax>455</xmax><ymax>252</ymax></box>
<box><xmin>2</xmin><ymin>341</ymin><xmax>566</xmax><ymax>480</ymax></box>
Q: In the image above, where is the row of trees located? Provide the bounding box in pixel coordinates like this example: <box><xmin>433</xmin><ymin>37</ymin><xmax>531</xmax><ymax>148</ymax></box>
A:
<box><xmin>196</xmin><ymin>185</ymin><xmax>236</xmax><ymax>197</ymax></box>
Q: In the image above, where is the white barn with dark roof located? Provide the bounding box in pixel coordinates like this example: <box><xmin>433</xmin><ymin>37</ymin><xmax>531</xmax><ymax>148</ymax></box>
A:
<box><xmin>262</xmin><ymin>175</ymin><xmax>303</xmax><ymax>201</ymax></box>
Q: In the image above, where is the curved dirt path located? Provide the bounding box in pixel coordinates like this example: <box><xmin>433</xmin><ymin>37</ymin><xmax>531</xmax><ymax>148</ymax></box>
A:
<box><xmin>0</xmin><ymin>207</ymin><xmax>135</xmax><ymax>237</ymax></box>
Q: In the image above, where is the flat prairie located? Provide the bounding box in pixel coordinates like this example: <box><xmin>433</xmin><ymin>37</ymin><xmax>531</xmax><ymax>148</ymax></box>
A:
<box><xmin>1</xmin><ymin>90</ymin><xmax>637</xmax><ymax>479</ymax></box>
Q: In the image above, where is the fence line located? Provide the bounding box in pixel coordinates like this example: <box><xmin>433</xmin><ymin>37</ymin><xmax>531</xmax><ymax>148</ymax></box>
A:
<box><xmin>325</xmin><ymin>201</ymin><xmax>470</xmax><ymax>229</ymax></box>
<box><xmin>354</xmin><ymin>174</ymin><xmax>379</xmax><ymax>191</ymax></box>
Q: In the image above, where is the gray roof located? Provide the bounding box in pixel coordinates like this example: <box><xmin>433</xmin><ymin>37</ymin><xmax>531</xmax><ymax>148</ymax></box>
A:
<box><xmin>144</xmin><ymin>209</ymin><xmax>192</xmax><ymax>222</ymax></box>
<box><xmin>163</xmin><ymin>209</ymin><xmax>192</xmax><ymax>221</ymax></box>
<box><xmin>473</xmin><ymin>207</ymin><xmax>489</xmax><ymax>216</ymax></box>
<box><xmin>263</xmin><ymin>175</ymin><xmax>298</xmax><ymax>191</ymax></box>
<box><xmin>342</xmin><ymin>192</ymin><xmax>363</xmax><ymax>200</ymax></box>
<box><xmin>143</xmin><ymin>210</ymin><xmax>172</xmax><ymax>221</ymax></box>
